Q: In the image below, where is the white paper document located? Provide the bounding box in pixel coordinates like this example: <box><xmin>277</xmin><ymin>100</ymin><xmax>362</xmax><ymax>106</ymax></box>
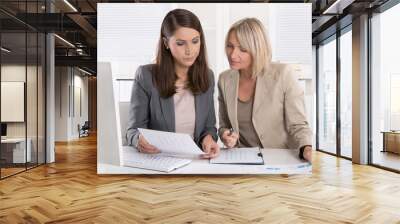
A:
<box><xmin>138</xmin><ymin>128</ymin><xmax>204</xmax><ymax>158</ymax></box>
<box><xmin>261</xmin><ymin>148</ymin><xmax>312</xmax><ymax>174</ymax></box>
<box><xmin>123</xmin><ymin>150</ymin><xmax>192</xmax><ymax>173</ymax></box>
<box><xmin>210</xmin><ymin>147</ymin><xmax>264</xmax><ymax>164</ymax></box>
<box><xmin>263</xmin><ymin>162</ymin><xmax>312</xmax><ymax>174</ymax></box>
<box><xmin>100</xmin><ymin>147</ymin><xmax>311</xmax><ymax>174</ymax></box>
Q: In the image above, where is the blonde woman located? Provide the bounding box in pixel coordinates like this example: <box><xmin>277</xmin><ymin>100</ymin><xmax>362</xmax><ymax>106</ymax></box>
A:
<box><xmin>218</xmin><ymin>18</ymin><xmax>312</xmax><ymax>162</ymax></box>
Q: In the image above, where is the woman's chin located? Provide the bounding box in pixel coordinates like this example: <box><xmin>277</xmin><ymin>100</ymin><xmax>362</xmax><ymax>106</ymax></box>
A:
<box><xmin>229</xmin><ymin>65</ymin><xmax>241</xmax><ymax>70</ymax></box>
<box><xmin>183</xmin><ymin>61</ymin><xmax>195</xmax><ymax>67</ymax></box>
<box><xmin>175</xmin><ymin>62</ymin><xmax>193</xmax><ymax>69</ymax></box>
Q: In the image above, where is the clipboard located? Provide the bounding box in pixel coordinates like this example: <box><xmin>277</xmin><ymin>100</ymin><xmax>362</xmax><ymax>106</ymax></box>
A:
<box><xmin>210</xmin><ymin>147</ymin><xmax>264</xmax><ymax>165</ymax></box>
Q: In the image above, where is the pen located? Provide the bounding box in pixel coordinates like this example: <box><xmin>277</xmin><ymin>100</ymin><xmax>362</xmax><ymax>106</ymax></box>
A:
<box><xmin>297</xmin><ymin>163</ymin><xmax>311</xmax><ymax>169</ymax></box>
<box><xmin>265</xmin><ymin>163</ymin><xmax>311</xmax><ymax>171</ymax></box>
<box><xmin>266</xmin><ymin>167</ymin><xmax>280</xmax><ymax>170</ymax></box>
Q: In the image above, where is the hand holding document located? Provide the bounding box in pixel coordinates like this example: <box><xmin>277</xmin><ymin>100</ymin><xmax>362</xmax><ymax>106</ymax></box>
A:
<box><xmin>138</xmin><ymin>128</ymin><xmax>205</xmax><ymax>158</ymax></box>
<box><xmin>210</xmin><ymin>147</ymin><xmax>264</xmax><ymax>164</ymax></box>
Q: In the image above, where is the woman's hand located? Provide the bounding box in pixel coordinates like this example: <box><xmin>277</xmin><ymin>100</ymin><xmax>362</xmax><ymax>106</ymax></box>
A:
<box><xmin>137</xmin><ymin>134</ymin><xmax>160</xmax><ymax>154</ymax></box>
<box><xmin>221</xmin><ymin>129</ymin><xmax>239</xmax><ymax>148</ymax></box>
<box><xmin>302</xmin><ymin>146</ymin><xmax>312</xmax><ymax>163</ymax></box>
<box><xmin>201</xmin><ymin>135</ymin><xmax>220</xmax><ymax>159</ymax></box>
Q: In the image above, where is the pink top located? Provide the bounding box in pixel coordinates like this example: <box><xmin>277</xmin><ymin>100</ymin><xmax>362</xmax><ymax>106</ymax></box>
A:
<box><xmin>173</xmin><ymin>82</ymin><xmax>196</xmax><ymax>139</ymax></box>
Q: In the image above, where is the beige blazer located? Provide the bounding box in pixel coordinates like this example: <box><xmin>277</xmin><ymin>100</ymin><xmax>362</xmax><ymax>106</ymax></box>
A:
<box><xmin>218</xmin><ymin>63</ymin><xmax>312</xmax><ymax>150</ymax></box>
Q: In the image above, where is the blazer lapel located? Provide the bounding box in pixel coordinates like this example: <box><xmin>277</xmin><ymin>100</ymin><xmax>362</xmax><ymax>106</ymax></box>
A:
<box><xmin>160</xmin><ymin>96</ymin><xmax>175</xmax><ymax>132</ymax></box>
<box><xmin>253</xmin><ymin>70</ymin><xmax>271</xmax><ymax>117</ymax></box>
<box><xmin>226</xmin><ymin>71</ymin><xmax>239</xmax><ymax>133</ymax></box>
<box><xmin>194</xmin><ymin>93</ymin><xmax>206</xmax><ymax>141</ymax></box>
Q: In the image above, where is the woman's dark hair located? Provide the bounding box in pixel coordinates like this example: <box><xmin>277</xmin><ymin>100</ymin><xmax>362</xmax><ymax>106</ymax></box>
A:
<box><xmin>152</xmin><ymin>8</ymin><xmax>209</xmax><ymax>98</ymax></box>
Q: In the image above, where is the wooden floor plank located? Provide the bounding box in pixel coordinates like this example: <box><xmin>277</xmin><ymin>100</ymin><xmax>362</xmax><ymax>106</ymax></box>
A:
<box><xmin>0</xmin><ymin>134</ymin><xmax>400</xmax><ymax>223</ymax></box>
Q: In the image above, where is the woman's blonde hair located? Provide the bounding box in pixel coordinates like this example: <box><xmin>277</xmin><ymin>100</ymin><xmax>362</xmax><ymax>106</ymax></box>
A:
<box><xmin>225</xmin><ymin>18</ymin><xmax>272</xmax><ymax>77</ymax></box>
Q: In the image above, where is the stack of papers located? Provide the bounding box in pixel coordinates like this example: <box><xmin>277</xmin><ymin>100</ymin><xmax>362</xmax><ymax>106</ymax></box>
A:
<box><xmin>210</xmin><ymin>147</ymin><xmax>264</xmax><ymax>165</ymax></box>
<box><xmin>122</xmin><ymin>128</ymin><xmax>205</xmax><ymax>172</ymax></box>
<box><xmin>138</xmin><ymin>128</ymin><xmax>204</xmax><ymax>158</ymax></box>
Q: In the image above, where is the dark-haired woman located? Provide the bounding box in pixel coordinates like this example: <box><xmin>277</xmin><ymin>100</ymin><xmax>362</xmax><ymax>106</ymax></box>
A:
<box><xmin>126</xmin><ymin>9</ymin><xmax>220</xmax><ymax>158</ymax></box>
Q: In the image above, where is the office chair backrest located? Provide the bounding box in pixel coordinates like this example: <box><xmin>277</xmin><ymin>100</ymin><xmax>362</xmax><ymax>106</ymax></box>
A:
<box><xmin>82</xmin><ymin>121</ymin><xmax>90</xmax><ymax>130</ymax></box>
<box><xmin>1</xmin><ymin>123</ymin><xmax>7</xmax><ymax>137</ymax></box>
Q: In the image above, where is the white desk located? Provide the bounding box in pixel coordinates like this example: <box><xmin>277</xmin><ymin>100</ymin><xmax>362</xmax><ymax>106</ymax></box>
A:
<box><xmin>1</xmin><ymin>138</ymin><xmax>31</xmax><ymax>163</ymax></box>
<box><xmin>98</xmin><ymin>146</ymin><xmax>312</xmax><ymax>175</ymax></box>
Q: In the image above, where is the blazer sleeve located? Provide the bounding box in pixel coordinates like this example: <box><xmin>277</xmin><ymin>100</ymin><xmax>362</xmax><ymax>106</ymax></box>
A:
<box><xmin>126</xmin><ymin>66</ymin><xmax>150</xmax><ymax>147</ymax></box>
<box><xmin>282</xmin><ymin>65</ymin><xmax>313</xmax><ymax>149</ymax></box>
<box><xmin>217</xmin><ymin>72</ymin><xmax>231</xmax><ymax>139</ymax></box>
<box><xmin>198</xmin><ymin>70</ymin><xmax>218</xmax><ymax>143</ymax></box>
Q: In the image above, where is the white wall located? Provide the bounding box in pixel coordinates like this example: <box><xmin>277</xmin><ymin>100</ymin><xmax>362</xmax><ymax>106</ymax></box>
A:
<box><xmin>1</xmin><ymin>64</ymin><xmax>25</xmax><ymax>125</ymax></box>
<box><xmin>1</xmin><ymin>82</ymin><xmax>25</xmax><ymax>122</ymax></box>
<box><xmin>1</xmin><ymin>63</ymin><xmax>47</xmax><ymax>163</ymax></box>
<box><xmin>72</xmin><ymin>73</ymin><xmax>89</xmax><ymax>138</ymax></box>
<box><xmin>55</xmin><ymin>66</ymin><xmax>69</xmax><ymax>141</ymax></box>
<box><xmin>1</xmin><ymin>65</ymin><xmax>37</xmax><ymax>138</ymax></box>
<box><xmin>98</xmin><ymin>3</ymin><xmax>314</xmax><ymax>149</ymax></box>
<box><xmin>54</xmin><ymin>66</ymin><xmax>89</xmax><ymax>141</ymax></box>
<box><xmin>98</xmin><ymin>3</ymin><xmax>311</xmax><ymax>79</ymax></box>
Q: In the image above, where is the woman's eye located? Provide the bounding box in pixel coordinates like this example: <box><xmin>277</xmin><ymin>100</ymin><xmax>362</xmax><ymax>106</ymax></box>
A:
<box><xmin>226</xmin><ymin>44</ymin><xmax>233</xmax><ymax>49</ymax></box>
<box><xmin>192</xmin><ymin>39</ymin><xmax>199</xmax><ymax>44</ymax></box>
<box><xmin>240</xmin><ymin>48</ymin><xmax>247</xmax><ymax>52</ymax></box>
<box><xmin>176</xmin><ymin>41</ymin><xmax>185</xmax><ymax>46</ymax></box>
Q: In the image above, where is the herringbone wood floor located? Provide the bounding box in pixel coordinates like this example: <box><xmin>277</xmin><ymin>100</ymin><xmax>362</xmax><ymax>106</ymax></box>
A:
<box><xmin>1</xmin><ymin>134</ymin><xmax>400</xmax><ymax>224</ymax></box>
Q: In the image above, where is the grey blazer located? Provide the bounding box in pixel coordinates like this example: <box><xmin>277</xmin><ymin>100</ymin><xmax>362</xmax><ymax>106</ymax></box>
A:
<box><xmin>126</xmin><ymin>64</ymin><xmax>218</xmax><ymax>147</ymax></box>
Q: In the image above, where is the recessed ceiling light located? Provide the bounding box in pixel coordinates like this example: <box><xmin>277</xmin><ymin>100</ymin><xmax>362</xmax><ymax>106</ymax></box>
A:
<box><xmin>322</xmin><ymin>0</ymin><xmax>354</xmax><ymax>15</ymax></box>
<box><xmin>54</xmin><ymin>34</ymin><xmax>75</xmax><ymax>48</ymax></box>
<box><xmin>78</xmin><ymin>67</ymin><xmax>93</xmax><ymax>76</ymax></box>
<box><xmin>63</xmin><ymin>0</ymin><xmax>78</xmax><ymax>12</ymax></box>
<box><xmin>1</xmin><ymin>47</ymin><xmax>11</xmax><ymax>53</ymax></box>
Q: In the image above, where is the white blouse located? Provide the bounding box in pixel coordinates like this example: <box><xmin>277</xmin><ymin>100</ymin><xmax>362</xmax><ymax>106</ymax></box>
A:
<box><xmin>173</xmin><ymin>83</ymin><xmax>196</xmax><ymax>139</ymax></box>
